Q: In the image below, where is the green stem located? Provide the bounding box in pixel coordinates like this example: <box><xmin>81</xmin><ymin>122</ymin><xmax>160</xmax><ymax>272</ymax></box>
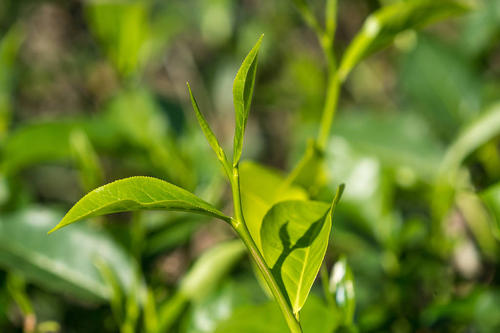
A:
<box><xmin>230</xmin><ymin>165</ymin><xmax>303</xmax><ymax>333</ymax></box>
<box><xmin>317</xmin><ymin>34</ymin><xmax>340</xmax><ymax>150</ymax></box>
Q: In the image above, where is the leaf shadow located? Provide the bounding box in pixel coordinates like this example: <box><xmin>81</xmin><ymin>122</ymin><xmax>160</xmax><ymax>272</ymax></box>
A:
<box><xmin>270</xmin><ymin>209</ymin><xmax>330</xmax><ymax>308</ymax></box>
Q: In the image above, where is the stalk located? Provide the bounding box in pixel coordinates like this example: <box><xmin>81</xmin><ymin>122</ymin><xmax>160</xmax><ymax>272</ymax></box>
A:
<box><xmin>230</xmin><ymin>165</ymin><xmax>303</xmax><ymax>333</ymax></box>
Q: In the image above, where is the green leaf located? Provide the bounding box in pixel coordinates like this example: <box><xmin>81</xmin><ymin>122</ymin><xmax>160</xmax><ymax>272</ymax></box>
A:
<box><xmin>260</xmin><ymin>186</ymin><xmax>344</xmax><ymax>314</ymax></box>
<box><xmin>240</xmin><ymin>161</ymin><xmax>307</xmax><ymax>252</ymax></box>
<box><xmin>0</xmin><ymin>207</ymin><xmax>134</xmax><ymax>302</ymax></box>
<box><xmin>187</xmin><ymin>82</ymin><xmax>230</xmax><ymax>170</ymax></box>
<box><xmin>232</xmin><ymin>34</ymin><xmax>263</xmax><ymax>166</ymax></box>
<box><xmin>49</xmin><ymin>176</ymin><xmax>230</xmax><ymax>233</ymax></box>
<box><xmin>179</xmin><ymin>240</ymin><xmax>246</xmax><ymax>301</ymax></box>
<box><xmin>337</xmin><ymin>0</ymin><xmax>470</xmax><ymax>81</ymax></box>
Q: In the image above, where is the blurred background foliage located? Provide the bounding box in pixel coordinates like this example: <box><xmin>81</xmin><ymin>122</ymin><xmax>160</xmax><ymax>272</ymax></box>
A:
<box><xmin>1</xmin><ymin>0</ymin><xmax>500</xmax><ymax>332</ymax></box>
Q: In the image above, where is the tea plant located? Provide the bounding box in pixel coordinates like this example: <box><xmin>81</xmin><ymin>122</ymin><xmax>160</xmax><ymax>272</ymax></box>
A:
<box><xmin>46</xmin><ymin>1</ymin><xmax>473</xmax><ymax>332</ymax></box>
<box><xmin>49</xmin><ymin>35</ymin><xmax>343</xmax><ymax>333</ymax></box>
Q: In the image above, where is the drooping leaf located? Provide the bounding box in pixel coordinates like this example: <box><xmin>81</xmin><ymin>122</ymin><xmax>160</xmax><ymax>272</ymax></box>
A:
<box><xmin>0</xmin><ymin>207</ymin><xmax>134</xmax><ymax>302</ymax></box>
<box><xmin>439</xmin><ymin>103</ymin><xmax>500</xmax><ymax>177</ymax></box>
<box><xmin>187</xmin><ymin>82</ymin><xmax>229</xmax><ymax>168</ymax></box>
<box><xmin>240</xmin><ymin>161</ymin><xmax>307</xmax><ymax>252</ymax></box>
<box><xmin>337</xmin><ymin>0</ymin><xmax>470</xmax><ymax>81</ymax></box>
<box><xmin>434</xmin><ymin>103</ymin><xmax>500</xmax><ymax>217</ymax></box>
<box><xmin>49</xmin><ymin>176</ymin><xmax>230</xmax><ymax>233</ymax></box>
<box><xmin>232</xmin><ymin>35</ymin><xmax>263</xmax><ymax>166</ymax></box>
<box><xmin>260</xmin><ymin>186</ymin><xmax>344</xmax><ymax>314</ymax></box>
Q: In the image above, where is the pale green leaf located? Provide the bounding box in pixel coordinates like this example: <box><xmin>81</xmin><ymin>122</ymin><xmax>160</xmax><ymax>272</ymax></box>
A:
<box><xmin>49</xmin><ymin>176</ymin><xmax>230</xmax><ymax>233</ymax></box>
<box><xmin>187</xmin><ymin>82</ymin><xmax>229</xmax><ymax>168</ymax></box>
<box><xmin>338</xmin><ymin>0</ymin><xmax>470</xmax><ymax>81</ymax></box>
<box><xmin>179</xmin><ymin>240</ymin><xmax>246</xmax><ymax>301</ymax></box>
<box><xmin>240</xmin><ymin>161</ymin><xmax>307</xmax><ymax>252</ymax></box>
<box><xmin>260</xmin><ymin>185</ymin><xmax>344</xmax><ymax>314</ymax></box>
<box><xmin>232</xmin><ymin>35</ymin><xmax>263</xmax><ymax>166</ymax></box>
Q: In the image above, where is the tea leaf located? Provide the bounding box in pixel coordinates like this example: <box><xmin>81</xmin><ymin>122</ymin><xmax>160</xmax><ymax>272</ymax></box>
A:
<box><xmin>187</xmin><ymin>82</ymin><xmax>229</xmax><ymax>169</ymax></box>
<box><xmin>49</xmin><ymin>176</ymin><xmax>230</xmax><ymax>233</ymax></box>
<box><xmin>0</xmin><ymin>207</ymin><xmax>134</xmax><ymax>302</ymax></box>
<box><xmin>338</xmin><ymin>0</ymin><xmax>470</xmax><ymax>81</ymax></box>
<box><xmin>232</xmin><ymin>35</ymin><xmax>263</xmax><ymax>166</ymax></box>
<box><xmin>260</xmin><ymin>186</ymin><xmax>344</xmax><ymax>314</ymax></box>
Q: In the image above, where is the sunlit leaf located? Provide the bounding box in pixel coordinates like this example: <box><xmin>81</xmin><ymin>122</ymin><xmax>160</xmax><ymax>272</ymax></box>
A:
<box><xmin>187</xmin><ymin>82</ymin><xmax>229</xmax><ymax>168</ymax></box>
<box><xmin>338</xmin><ymin>0</ymin><xmax>470</xmax><ymax>81</ymax></box>
<box><xmin>49</xmin><ymin>176</ymin><xmax>230</xmax><ymax>233</ymax></box>
<box><xmin>0</xmin><ymin>207</ymin><xmax>134</xmax><ymax>302</ymax></box>
<box><xmin>232</xmin><ymin>35</ymin><xmax>263</xmax><ymax>166</ymax></box>
<box><xmin>260</xmin><ymin>186</ymin><xmax>344</xmax><ymax>314</ymax></box>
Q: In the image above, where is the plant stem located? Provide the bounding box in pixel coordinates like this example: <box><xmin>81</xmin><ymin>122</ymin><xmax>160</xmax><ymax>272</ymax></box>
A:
<box><xmin>230</xmin><ymin>165</ymin><xmax>303</xmax><ymax>333</ymax></box>
<box><xmin>317</xmin><ymin>35</ymin><xmax>340</xmax><ymax>151</ymax></box>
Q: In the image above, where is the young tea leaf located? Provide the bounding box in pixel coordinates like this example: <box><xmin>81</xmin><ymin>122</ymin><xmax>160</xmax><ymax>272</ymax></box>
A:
<box><xmin>337</xmin><ymin>0</ymin><xmax>470</xmax><ymax>81</ymax></box>
<box><xmin>232</xmin><ymin>34</ymin><xmax>263</xmax><ymax>166</ymax></box>
<box><xmin>49</xmin><ymin>176</ymin><xmax>231</xmax><ymax>233</ymax></box>
<box><xmin>187</xmin><ymin>82</ymin><xmax>230</xmax><ymax>170</ymax></box>
<box><xmin>260</xmin><ymin>185</ymin><xmax>344</xmax><ymax>315</ymax></box>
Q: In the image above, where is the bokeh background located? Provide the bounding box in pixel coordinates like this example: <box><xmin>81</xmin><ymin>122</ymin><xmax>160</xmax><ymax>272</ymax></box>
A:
<box><xmin>1</xmin><ymin>0</ymin><xmax>500</xmax><ymax>332</ymax></box>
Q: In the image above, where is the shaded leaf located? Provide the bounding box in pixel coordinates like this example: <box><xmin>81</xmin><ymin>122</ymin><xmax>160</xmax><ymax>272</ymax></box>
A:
<box><xmin>232</xmin><ymin>35</ymin><xmax>263</xmax><ymax>166</ymax></box>
<box><xmin>240</xmin><ymin>161</ymin><xmax>307</xmax><ymax>252</ymax></box>
<box><xmin>49</xmin><ymin>176</ymin><xmax>230</xmax><ymax>233</ymax></box>
<box><xmin>0</xmin><ymin>207</ymin><xmax>134</xmax><ymax>302</ymax></box>
<box><xmin>338</xmin><ymin>0</ymin><xmax>470</xmax><ymax>81</ymax></box>
<box><xmin>215</xmin><ymin>294</ymin><xmax>336</xmax><ymax>333</ymax></box>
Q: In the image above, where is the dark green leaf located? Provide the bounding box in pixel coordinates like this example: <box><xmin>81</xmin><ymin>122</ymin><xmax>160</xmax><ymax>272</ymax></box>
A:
<box><xmin>232</xmin><ymin>35</ymin><xmax>263</xmax><ymax>166</ymax></box>
<box><xmin>49</xmin><ymin>176</ymin><xmax>230</xmax><ymax>233</ymax></box>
